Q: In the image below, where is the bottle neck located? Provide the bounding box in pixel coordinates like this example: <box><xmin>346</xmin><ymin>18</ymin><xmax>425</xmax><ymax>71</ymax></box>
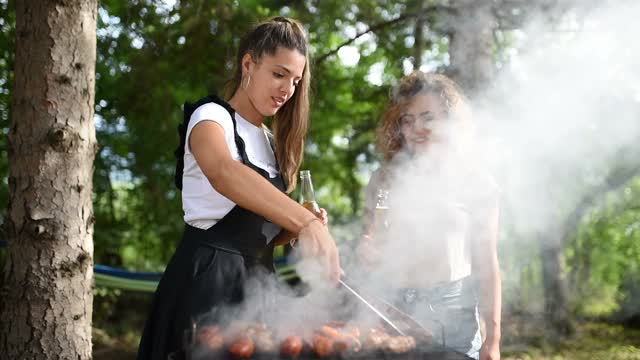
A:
<box><xmin>299</xmin><ymin>176</ymin><xmax>316</xmax><ymax>203</ymax></box>
<box><xmin>375</xmin><ymin>190</ymin><xmax>389</xmax><ymax>209</ymax></box>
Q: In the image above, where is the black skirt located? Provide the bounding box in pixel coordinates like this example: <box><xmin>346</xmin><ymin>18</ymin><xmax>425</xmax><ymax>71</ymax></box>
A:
<box><xmin>137</xmin><ymin>94</ymin><xmax>287</xmax><ymax>360</ymax></box>
<box><xmin>137</xmin><ymin>222</ymin><xmax>277</xmax><ymax>360</ymax></box>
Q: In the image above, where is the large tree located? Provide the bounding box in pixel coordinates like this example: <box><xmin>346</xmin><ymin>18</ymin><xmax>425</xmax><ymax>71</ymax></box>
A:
<box><xmin>0</xmin><ymin>0</ymin><xmax>98</xmax><ymax>358</ymax></box>
<box><xmin>448</xmin><ymin>0</ymin><xmax>495</xmax><ymax>96</ymax></box>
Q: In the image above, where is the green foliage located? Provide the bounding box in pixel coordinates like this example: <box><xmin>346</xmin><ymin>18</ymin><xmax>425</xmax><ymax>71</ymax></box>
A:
<box><xmin>84</xmin><ymin>0</ymin><xmax>456</xmax><ymax>268</ymax></box>
<box><xmin>503</xmin><ymin>322</ymin><xmax>640</xmax><ymax>360</ymax></box>
<box><xmin>0</xmin><ymin>0</ymin><xmax>459</xmax><ymax>269</ymax></box>
<box><xmin>567</xmin><ymin>177</ymin><xmax>640</xmax><ymax>317</ymax></box>
<box><xmin>1</xmin><ymin>3</ymin><xmax>639</xmax><ymax>340</ymax></box>
<box><xmin>1</xmin><ymin>3</ymin><xmax>639</xmax><ymax>359</ymax></box>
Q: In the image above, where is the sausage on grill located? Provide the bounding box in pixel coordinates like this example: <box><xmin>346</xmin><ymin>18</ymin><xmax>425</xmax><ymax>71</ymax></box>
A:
<box><xmin>280</xmin><ymin>336</ymin><xmax>303</xmax><ymax>357</ymax></box>
<box><xmin>344</xmin><ymin>334</ymin><xmax>363</xmax><ymax>352</ymax></box>
<box><xmin>386</xmin><ymin>336</ymin><xmax>417</xmax><ymax>353</ymax></box>
<box><xmin>319</xmin><ymin>325</ymin><xmax>341</xmax><ymax>339</ymax></box>
<box><xmin>312</xmin><ymin>334</ymin><xmax>334</xmax><ymax>357</ymax></box>
<box><xmin>365</xmin><ymin>328</ymin><xmax>391</xmax><ymax>349</ymax></box>
<box><xmin>254</xmin><ymin>331</ymin><xmax>276</xmax><ymax>353</ymax></box>
<box><xmin>228</xmin><ymin>336</ymin><xmax>255</xmax><ymax>359</ymax></box>
<box><xmin>195</xmin><ymin>325</ymin><xmax>224</xmax><ymax>351</ymax></box>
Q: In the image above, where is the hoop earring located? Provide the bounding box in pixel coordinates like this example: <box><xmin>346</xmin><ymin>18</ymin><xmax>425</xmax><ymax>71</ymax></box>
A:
<box><xmin>241</xmin><ymin>74</ymin><xmax>251</xmax><ymax>90</ymax></box>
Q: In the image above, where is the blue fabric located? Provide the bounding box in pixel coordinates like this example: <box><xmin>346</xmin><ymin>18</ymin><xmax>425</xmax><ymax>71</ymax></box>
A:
<box><xmin>93</xmin><ymin>257</ymin><xmax>288</xmax><ymax>283</ymax></box>
<box><xmin>94</xmin><ymin>264</ymin><xmax>163</xmax><ymax>282</ymax></box>
<box><xmin>394</xmin><ymin>276</ymin><xmax>481</xmax><ymax>359</ymax></box>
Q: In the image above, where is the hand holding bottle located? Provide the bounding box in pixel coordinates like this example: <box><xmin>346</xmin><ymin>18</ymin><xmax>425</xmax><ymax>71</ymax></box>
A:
<box><xmin>357</xmin><ymin>188</ymin><xmax>389</xmax><ymax>267</ymax></box>
<box><xmin>296</xmin><ymin>170</ymin><xmax>340</xmax><ymax>281</ymax></box>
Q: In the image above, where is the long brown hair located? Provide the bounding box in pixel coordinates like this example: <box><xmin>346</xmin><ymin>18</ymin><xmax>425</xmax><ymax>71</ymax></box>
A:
<box><xmin>377</xmin><ymin>71</ymin><xmax>472</xmax><ymax>162</ymax></box>
<box><xmin>225</xmin><ymin>17</ymin><xmax>310</xmax><ymax>193</ymax></box>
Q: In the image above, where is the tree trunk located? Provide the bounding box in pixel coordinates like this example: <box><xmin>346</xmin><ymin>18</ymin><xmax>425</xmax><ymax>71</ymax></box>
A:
<box><xmin>1</xmin><ymin>0</ymin><xmax>97</xmax><ymax>358</ymax></box>
<box><xmin>448</xmin><ymin>0</ymin><xmax>495</xmax><ymax>96</ymax></box>
<box><xmin>540</xmin><ymin>234</ymin><xmax>575</xmax><ymax>337</ymax></box>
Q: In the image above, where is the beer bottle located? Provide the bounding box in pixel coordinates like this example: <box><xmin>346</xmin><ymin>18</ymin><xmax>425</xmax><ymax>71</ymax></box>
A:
<box><xmin>299</xmin><ymin>170</ymin><xmax>322</xmax><ymax>217</ymax></box>
<box><xmin>373</xmin><ymin>188</ymin><xmax>390</xmax><ymax>237</ymax></box>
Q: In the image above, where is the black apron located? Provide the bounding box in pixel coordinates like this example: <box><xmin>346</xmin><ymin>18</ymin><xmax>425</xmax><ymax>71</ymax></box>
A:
<box><xmin>137</xmin><ymin>96</ymin><xmax>286</xmax><ymax>360</ymax></box>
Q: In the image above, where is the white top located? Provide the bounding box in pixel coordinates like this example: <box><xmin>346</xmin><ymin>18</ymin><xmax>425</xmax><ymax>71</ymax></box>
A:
<box><xmin>182</xmin><ymin>102</ymin><xmax>279</xmax><ymax>230</ymax></box>
<box><xmin>366</xmin><ymin>152</ymin><xmax>496</xmax><ymax>288</ymax></box>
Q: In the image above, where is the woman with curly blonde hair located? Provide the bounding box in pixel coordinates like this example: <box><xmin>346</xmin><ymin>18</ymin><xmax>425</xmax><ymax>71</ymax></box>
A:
<box><xmin>358</xmin><ymin>71</ymin><xmax>501</xmax><ymax>360</ymax></box>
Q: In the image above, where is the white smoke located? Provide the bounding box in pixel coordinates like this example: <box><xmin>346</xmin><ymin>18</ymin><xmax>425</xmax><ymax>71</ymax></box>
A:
<box><xmin>193</xmin><ymin>0</ymin><xmax>640</xmax><ymax>348</ymax></box>
<box><xmin>348</xmin><ymin>0</ymin><xmax>640</xmax><ymax>315</ymax></box>
<box><xmin>479</xmin><ymin>1</ymin><xmax>640</xmax><ymax>239</ymax></box>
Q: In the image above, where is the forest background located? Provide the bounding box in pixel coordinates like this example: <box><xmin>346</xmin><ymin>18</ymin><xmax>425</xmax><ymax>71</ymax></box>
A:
<box><xmin>0</xmin><ymin>0</ymin><xmax>639</xmax><ymax>359</ymax></box>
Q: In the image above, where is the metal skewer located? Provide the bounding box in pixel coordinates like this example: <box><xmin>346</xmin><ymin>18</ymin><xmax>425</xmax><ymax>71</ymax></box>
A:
<box><xmin>374</xmin><ymin>295</ymin><xmax>441</xmax><ymax>344</ymax></box>
<box><xmin>338</xmin><ymin>279</ymin><xmax>407</xmax><ymax>336</ymax></box>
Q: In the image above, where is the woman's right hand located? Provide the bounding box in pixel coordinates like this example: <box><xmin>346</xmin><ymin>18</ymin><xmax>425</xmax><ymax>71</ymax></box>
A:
<box><xmin>297</xmin><ymin>219</ymin><xmax>342</xmax><ymax>282</ymax></box>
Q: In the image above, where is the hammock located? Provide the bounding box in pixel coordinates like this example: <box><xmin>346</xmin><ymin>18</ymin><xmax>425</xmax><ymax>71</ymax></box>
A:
<box><xmin>94</xmin><ymin>258</ymin><xmax>298</xmax><ymax>293</ymax></box>
<box><xmin>1</xmin><ymin>240</ymin><xmax>299</xmax><ymax>293</ymax></box>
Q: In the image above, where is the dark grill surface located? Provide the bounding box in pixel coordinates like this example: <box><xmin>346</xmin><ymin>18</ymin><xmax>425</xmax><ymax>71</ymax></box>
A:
<box><xmin>188</xmin><ymin>345</ymin><xmax>473</xmax><ymax>360</ymax></box>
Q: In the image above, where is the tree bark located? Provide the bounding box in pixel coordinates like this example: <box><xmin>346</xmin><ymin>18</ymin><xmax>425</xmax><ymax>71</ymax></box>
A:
<box><xmin>540</xmin><ymin>234</ymin><xmax>575</xmax><ymax>337</ymax></box>
<box><xmin>1</xmin><ymin>0</ymin><xmax>97</xmax><ymax>358</ymax></box>
<box><xmin>448</xmin><ymin>0</ymin><xmax>495</xmax><ymax>96</ymax></box>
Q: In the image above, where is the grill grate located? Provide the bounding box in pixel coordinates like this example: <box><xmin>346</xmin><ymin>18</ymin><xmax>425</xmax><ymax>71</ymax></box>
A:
<box><xmin>187</xmin><ymin>344</ymin><xmax>473</xmax><ymax>360</ymax></box>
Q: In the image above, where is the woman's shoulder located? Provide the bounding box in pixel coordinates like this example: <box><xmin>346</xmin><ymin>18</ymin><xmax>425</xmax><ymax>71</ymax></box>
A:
<box><xmin>188</xmin><ymin>102</ymin><xmax>235</xmax><ymax>134</ymax></box>
<box><xmin>191</xmin><ymin>101</ymin><xmax>231</xmax><ymax>119</ymax></box>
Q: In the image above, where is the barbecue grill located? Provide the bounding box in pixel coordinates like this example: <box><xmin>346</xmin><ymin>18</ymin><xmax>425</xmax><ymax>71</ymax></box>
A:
<box><xmin>188</xmin><ymin>344</ymin><xmax>473</xmax><ymax>360</ymax></box>
<box><xmin>182</xmin><ymin>277</ymin><xmax>474</xmax><ymax>360</ymax></box>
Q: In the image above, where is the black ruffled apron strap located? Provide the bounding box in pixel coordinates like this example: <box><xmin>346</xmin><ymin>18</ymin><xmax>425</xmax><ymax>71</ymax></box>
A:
<box><xmin>174</xmin><ymin>94</ymin><xmax>243</xmax><ymax>190</ymax></box>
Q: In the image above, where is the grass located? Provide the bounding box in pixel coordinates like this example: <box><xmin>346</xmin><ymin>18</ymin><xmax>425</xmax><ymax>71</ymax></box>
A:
<box><xmin>502</xmin><ymin>321</ymin><xmax>640</xmax><ymax>360</ymax></box>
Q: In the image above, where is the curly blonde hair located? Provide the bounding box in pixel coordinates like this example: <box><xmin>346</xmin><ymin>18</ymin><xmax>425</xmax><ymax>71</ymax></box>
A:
<box><xmin>376</xmin><ymin>71</ymin><xmax>471</xmax><ymax>161</ymax></box>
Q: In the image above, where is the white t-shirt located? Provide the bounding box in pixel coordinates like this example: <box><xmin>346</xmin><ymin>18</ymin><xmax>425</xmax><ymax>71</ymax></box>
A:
<box><xmin>182</xmin><ymin>102</ymin><xmax>279</xmax><ymax>230</ymax></box>
<box><xmin>365</xmin><ymin>152</ymin><xmax>497</xmax><ymax>288</ymax></box>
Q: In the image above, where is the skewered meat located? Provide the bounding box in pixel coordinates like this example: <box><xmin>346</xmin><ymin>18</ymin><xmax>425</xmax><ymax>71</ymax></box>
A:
<box><xmin>254</xmin><ymin>331</ymin><xmax>276</xmax><ymax>353</ymax></box>
<box><xmin>332</xmin><ymin>337</ymin><xmax>349</xmax><ymax>353</ymax></box>
<box><xmin>280</xmin><ymin>336</ymin><xmax>303</xmax><ymax>357</ymax></box>
<box><xmin>324</xmin><ymin>321</ymin><xmax>361</xmax><ymax>339</ymax></box>
<box><xmin>242</xmin><ymin>322</ymin><xmax>268</xmax><ymax>338</ymax></box>
<box><xmin>337</xmin><ymin>334</ymin><xmax>362</xmax><ymax>353</ymax></box>
<box><xmin>195</xmin><ymin>325</ymin><xmax>224</xmax><ymax>351</ymax></box>
<box><xmin>386</xmin><ymin>336</ymin><xmax>417</xmax><ymax>353</ymax></box>
<box><xmin>228</xmin><ymin>336</ymin><xmax>255</xmax><ymax>359</ymax></box>
<box><xmin>345</xmin><ymin>325</ymin><xmax>361</xmax><ymax>339</ymax></box>
<box><xmin>319</xmin><ymin>325</ymin><xmax>341</xmax><ymax>339</ymax></box>
<box><xmin>365</xmin><ymin>328</ymin><xmax>391</xmax><ymax>348</ymax></box>
<box><xmin>312</xmin><ymin>334</ymin><xmax>334</xmax><ymax>357</ymax></box>
<box><xmin>194</xmin><ymin>319</ymin><xmax>422</xmax><ymax>358</ymax></box>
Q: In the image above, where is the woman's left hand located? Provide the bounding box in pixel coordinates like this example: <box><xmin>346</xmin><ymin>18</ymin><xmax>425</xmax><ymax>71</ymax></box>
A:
<box><xmin>319</xmin><ymin>208</ymin><xmax>329</xmax><ymax>226</ymax></box>
<box><xmin>479</xmin><ymin>339</ymin><xmax>500</xmax><ymax>360</ymax></box>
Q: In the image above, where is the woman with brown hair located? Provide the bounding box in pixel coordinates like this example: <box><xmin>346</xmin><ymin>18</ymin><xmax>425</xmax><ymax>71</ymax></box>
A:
<box><xmin>137</xmin><ymin>17</ymin><xmax>340</xmax><ymax>360</ymax></box>
<box><xmin>358</xmin><ymin>71</ymin><xmax>501</xmax><ymax>360</ymax></box>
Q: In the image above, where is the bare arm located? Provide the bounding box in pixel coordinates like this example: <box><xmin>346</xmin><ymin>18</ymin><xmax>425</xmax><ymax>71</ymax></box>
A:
<box><xmin>190</xmin><ymin>121</ymin><xmax>340</xmax><ymax>279</ymax></box>
<box><xmin>471</xmin><ymin>201</ymin><xmax>502</xmax><ymax>350</ymax></box>
<box><xmin>273</xmin><ymin>209</ymin><xmax>328</xmax><ymax>246</ymax></box>
<box><xmin>191</xmin><ymin>121</ymin><xmax>314</xmax><ymax>233</ymax></box>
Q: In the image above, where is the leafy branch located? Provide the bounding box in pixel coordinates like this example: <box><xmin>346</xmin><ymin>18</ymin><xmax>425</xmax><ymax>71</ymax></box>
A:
<box><xmin>314</xmin><ymin>5</ymin><xmax>454</xmax><ymax>65</ymax></box>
